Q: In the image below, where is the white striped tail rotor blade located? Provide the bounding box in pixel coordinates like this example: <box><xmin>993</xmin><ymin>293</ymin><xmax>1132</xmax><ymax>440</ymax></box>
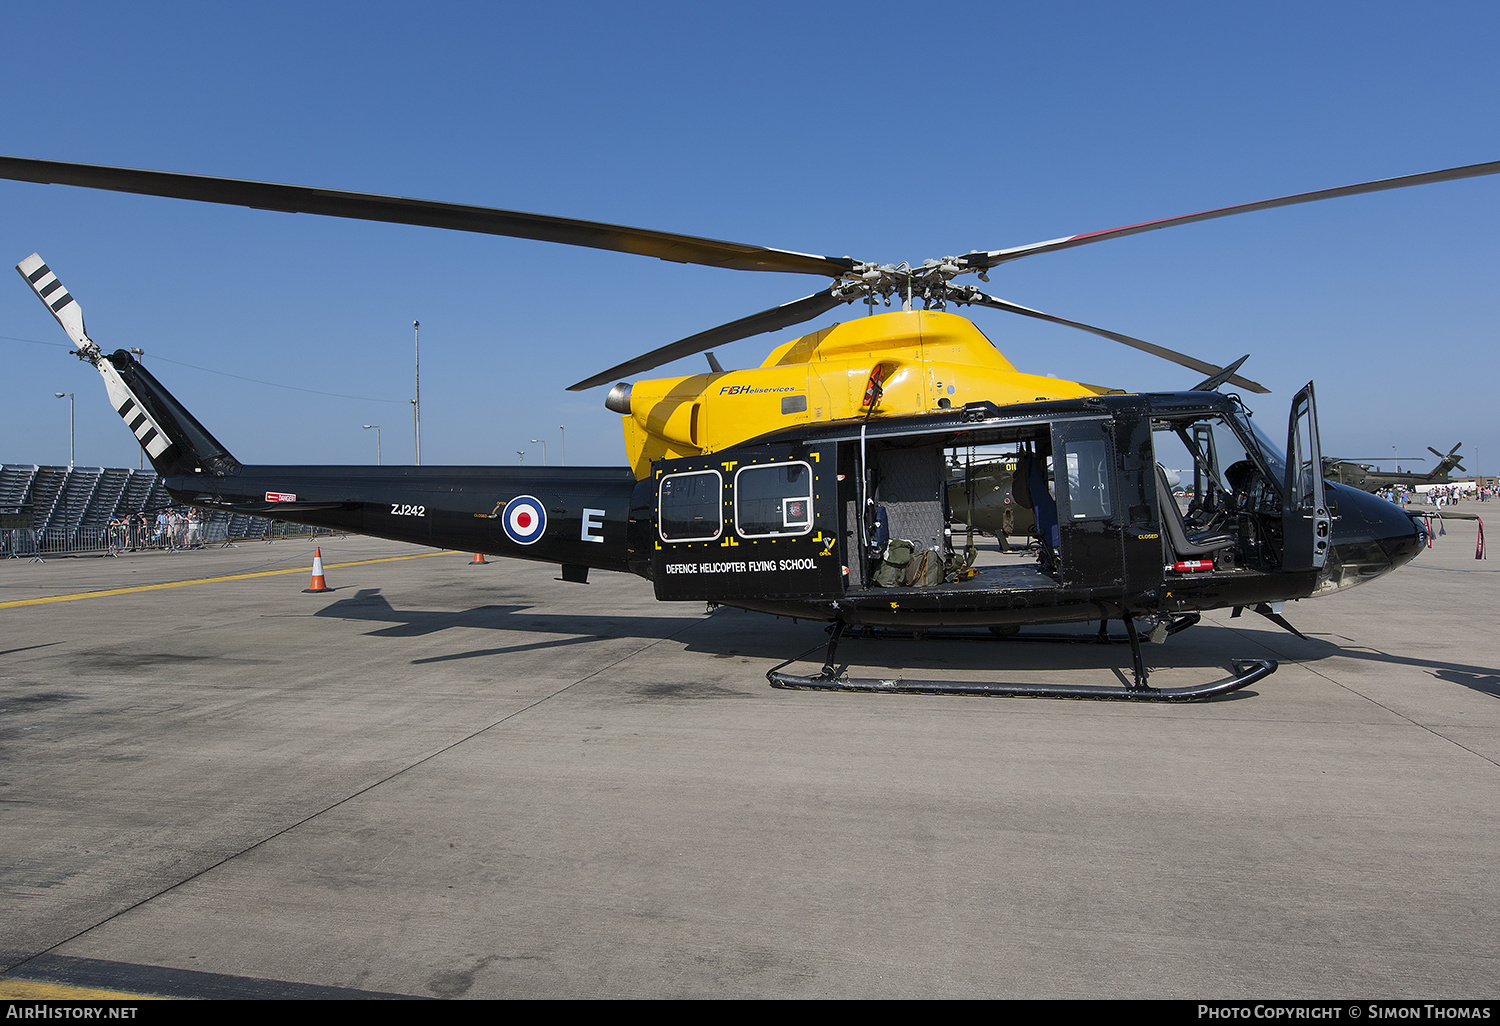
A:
<box><xmin>16</xmin><ymin>253</ymin><xmax>93</xmax><ymax>353</ymax></box>
<box><xmin>14</xmin><ymin>254</ymin><xmax>171</xmax><ymax>458</ymax></box>
<box><xmin>97</xmin><ymin>361</ymin><xmax>173</xmax><ymax>459</ymax></box>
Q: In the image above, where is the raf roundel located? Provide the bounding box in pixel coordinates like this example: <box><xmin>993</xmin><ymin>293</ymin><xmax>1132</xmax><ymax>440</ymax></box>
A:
<box><xmin>502</xmin><ymin>495</ymin><xmax>547</xmax><ymax>545</ymax></box>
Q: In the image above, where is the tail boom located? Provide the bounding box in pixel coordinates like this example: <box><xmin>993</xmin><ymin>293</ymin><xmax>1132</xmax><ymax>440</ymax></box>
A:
<box><xmin>163</xmin><ymin>465</ymin><xmax>640</xmax><ymax>574</ymax></box>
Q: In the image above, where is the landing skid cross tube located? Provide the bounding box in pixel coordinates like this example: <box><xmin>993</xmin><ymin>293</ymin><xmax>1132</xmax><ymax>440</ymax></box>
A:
<box><xmin>768</xmin><ymin>619</ymin><xmax>1276</xmax><ymax>702</ymax></box>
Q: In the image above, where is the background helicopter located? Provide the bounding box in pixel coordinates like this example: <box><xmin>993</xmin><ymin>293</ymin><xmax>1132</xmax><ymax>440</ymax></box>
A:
<box><xmin>1322</xmin><ymin>443</ymin><xmax>1469</xmax><ymax>492</ymax></box>
<box><xmin>10</xmin><ymin>154</ymin><xmax>1494</xmax><ymax>701</ymax></box>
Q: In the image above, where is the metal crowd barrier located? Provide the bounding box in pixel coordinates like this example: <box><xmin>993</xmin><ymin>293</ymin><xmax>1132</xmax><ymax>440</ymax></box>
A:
<box><xmin>1</xmin><ymin>465</ymin><xmax>339</xmax><ymax>559</ymax></box>
<box><xmin>4</xmin><ymin>517</ymin><xmax>331</xmax><ymax>558</ymax></box>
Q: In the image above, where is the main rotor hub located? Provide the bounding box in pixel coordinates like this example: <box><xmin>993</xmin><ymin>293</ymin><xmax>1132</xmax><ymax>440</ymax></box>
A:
<box><xmin>840</xmin><ymin>258</ymin><xmax>977</xmax><ymax>310</ymax></box>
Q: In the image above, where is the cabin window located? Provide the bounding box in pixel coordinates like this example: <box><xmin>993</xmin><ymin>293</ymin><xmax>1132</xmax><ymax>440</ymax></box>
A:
<box><xmin>734</xmin><ymin>461</ymin><xmax>814</xmax><ymax>538</ymax></box>
<box><xmin>1061</xmin><ymin>438</ymin><xmax>1113</xmax><ymax>521</ymax></box>
<box><xmin>659</xmin><ymin>470</ymin><xmax>723</xmax><ymax>542</ymax></box>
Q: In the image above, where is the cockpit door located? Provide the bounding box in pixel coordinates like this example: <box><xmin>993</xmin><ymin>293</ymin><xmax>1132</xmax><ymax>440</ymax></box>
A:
<box><xmin>1051</xmin><ymin>416</ymin><xmax>1127</xmax><ymax>591</ymax></box>
<box><xmin>1283</xmin><ymin>382</ymin><xmax>1331</xmax><ymax>571</ymax></box>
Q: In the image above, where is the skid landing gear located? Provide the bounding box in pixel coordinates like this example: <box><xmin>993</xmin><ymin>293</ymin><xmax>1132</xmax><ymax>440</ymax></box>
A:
<box><xmin>767</xmin><ymin>617</ymin><xmax>1275</xmax><ymax>702</ymax></box>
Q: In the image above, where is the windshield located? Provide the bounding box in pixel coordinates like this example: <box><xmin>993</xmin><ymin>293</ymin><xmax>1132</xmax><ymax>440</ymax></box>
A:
<box><xmin>1232</xmin><ymin>408</ymin><xmax>1287</xmax><ymax>485</ymax></box>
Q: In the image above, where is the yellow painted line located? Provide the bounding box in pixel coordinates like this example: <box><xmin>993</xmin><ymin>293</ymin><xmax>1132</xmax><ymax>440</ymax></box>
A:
<box><xmin>0</xmin><ymin>978</ymin><xmax>161</xmax><ymax>1000</ymax></box>
<box><xmin>0</xmin><ymin>550</ymin><xmax>452</xmax><ymax>609</ymax></box>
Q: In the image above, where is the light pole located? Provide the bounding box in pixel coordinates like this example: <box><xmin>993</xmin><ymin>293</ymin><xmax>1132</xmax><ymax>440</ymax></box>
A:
<box><xmin>559</xmin><ymin>425</ymin><xmax>565</xmax><ymax>466</ymax></box>
<box><xmin>363</xmin><ymin>424</ymin><xmax>382</xmax><ymax>465</ymax></box>
<box><xmin>531</xmin><ymin>438</ymin><xmax>546</xmax><ymax>465</ymax></box>
<box><xmin>54</xmin><ymin>392</ymin><xmax>74</xmax><ymax>468</ymax></box>
<box><xmin>412</xmin><ymin>320</ymin><xmax>421</xmax><ymax>465</ymax></box>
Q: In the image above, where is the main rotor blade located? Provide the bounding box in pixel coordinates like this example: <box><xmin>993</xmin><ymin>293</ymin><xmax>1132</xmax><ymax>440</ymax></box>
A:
<box><xmin>961</xmin><ymin>291</ymin><xmax>1271</xmax><ymax>393</ymax></box>
<box><xmin>568</xmin><ymin>287</ymin><xmax>851</xmax><ymax>391</ymax></box>
<box><xmin>963</xmin><ymin>160</ymin><xmax>1500</xmax><ymax>270</ymax></box>
<box><xmin>1190</xmin><ymin>354</ymin><xmax>1251</xmax><ymax>392</ymax></box>
<box><xmin>0</xmin><ymin>155</ymin><xmax>855</xmax><ymax>277</ymax></box>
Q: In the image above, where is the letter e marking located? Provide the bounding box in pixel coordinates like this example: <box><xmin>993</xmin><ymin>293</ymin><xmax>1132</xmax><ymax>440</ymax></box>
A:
<box><xmin>582</xmin><ymin>508</ymin><xmax>606</xmax><ymax>543</ymax></box>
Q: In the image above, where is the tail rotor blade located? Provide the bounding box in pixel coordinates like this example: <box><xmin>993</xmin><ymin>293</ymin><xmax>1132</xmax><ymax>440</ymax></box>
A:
<box><xmin>15</xmin><ymin>255</ymin><xmax>176</xmax><ymax>462</ymax></box>
<box><xmin>16</xmin><ymin>253</ymin><xmax>92</xmax><ymax>353</ymax></box>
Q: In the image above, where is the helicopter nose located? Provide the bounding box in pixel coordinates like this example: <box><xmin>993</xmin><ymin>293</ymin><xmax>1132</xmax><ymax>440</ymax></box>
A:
<box><xmin>1318</xmin><ymin>482</ymin><xmax>1425</xmax><ymax>593</ymax></box>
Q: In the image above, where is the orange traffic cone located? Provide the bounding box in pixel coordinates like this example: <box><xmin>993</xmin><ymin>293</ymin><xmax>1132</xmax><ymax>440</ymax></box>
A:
<box><xmin>469</xmin><ymin>552</ymin><xmax>490</xmax><ymax>565</ymax></box>
<box><xmin>303</xmin><ymin>547</ymin><xmax>332</xmax><ymax>592</ymax></box>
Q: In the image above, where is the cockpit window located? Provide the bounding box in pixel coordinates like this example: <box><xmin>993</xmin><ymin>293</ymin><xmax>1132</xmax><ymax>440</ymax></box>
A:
<box><xmin>1232</xmin><ymin>409</ymin><xmax>1286</xmax><ymax>485</ymax></box>
<box><xmin>1153</xmin><ymin>408</ymin><xmax>1288</xmax><ymax>517</ymax></box>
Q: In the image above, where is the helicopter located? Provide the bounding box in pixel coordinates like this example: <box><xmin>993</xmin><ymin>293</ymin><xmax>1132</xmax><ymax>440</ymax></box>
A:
<box><xmin>7</xmin><ymin>155</ymin><xmax>1496</xmax><ymax>701</ymax></box>
<box><xmin>1322</xmin><ymin>443</ymin><xmax>1467</xmax><ymax>493</ymax></box>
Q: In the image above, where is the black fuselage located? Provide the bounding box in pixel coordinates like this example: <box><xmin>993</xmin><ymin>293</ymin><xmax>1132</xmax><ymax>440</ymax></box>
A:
<box><xmin>155</xmin><ymin>392</ymin><xmax>1424</xmax><ymax>632</ymax></box>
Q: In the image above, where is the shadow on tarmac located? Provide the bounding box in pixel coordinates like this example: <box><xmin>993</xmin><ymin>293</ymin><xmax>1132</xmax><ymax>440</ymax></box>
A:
<box><xmin>1226</xmin><ymin>626</ymin><xmax>1500</xmax><ymax>700</ymax></box>
<box><xmin>308</xmin><ymin>587</ymin><xmax>1500</xmax><ymax>699</ymax></box>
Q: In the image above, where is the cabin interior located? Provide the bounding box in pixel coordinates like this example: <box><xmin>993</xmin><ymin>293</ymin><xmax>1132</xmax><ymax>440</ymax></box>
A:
<box><xmin>840</xmin><ymin>409</ymin><xmax>1284</xmax><ymax>597</ymax></box>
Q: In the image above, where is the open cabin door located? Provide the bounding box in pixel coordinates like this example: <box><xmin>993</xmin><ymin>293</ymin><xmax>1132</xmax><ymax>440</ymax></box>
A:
<box><xmin>1283</xmin><ymin>382</ymin><xmax>1331</xmax><ymax>572</ymax></box>
<box><xmin>1051</xmin><ymin>417</ymin><xmax>1123</xmax><ymax>591</ymax></box>
<box><xmin>1050</xmin><ymin>408</ymin><xmax>1159</xmax><ymax>595</ymax></box>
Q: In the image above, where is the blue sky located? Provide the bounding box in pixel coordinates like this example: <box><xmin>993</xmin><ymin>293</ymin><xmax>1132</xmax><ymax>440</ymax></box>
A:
<box><xmin>3</xmin><ymin>1</ymin><xmax>1497</xmax><ymax>475</ymax></box>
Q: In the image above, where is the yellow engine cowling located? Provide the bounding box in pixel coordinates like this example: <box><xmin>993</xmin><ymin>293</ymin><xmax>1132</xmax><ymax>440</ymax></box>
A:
<box><xmin>616</xmin><ymin>310</ymin><xmax>1106</xmax><ymax>478</ymax></box>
